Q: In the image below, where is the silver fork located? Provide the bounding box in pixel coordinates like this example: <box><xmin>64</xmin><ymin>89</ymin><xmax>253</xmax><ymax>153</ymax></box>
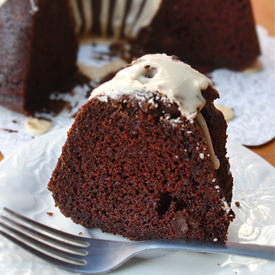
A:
<box><xmin>0</xmin><ymin>207</ymin><xmax>274</xmax><ymax>274</ymax></box>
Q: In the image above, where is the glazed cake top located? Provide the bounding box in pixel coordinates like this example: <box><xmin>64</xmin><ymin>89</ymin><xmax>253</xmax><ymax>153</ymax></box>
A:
<box><xmin>90</xmin><ymin>53</ymin><xmax>214</xmax><ymax>120</ymax></box>
<box><xmin>71</xmin><ymin>0</ymin><xmax>162</xmax><ymax>37</ymax></box>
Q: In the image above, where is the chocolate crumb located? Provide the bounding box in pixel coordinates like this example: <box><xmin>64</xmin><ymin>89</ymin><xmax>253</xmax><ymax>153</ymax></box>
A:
<box><xmin>46</xmin><ymin>212</ymin><xmax>53</xmax><ymax>216</ymax></box>
<box><xmin>0</xmin><ymin>152</ymin><xmax>4</xmax><ymax>161</ymax></box>
<box><xmin>12</xmin><ymin>120</ymin><xmax>17</xmax><ymax>123</ymax></box>
<box><xmin>0</xmin><ymin>128</ymin><xmax>18</xmax><ymax>133</ymax></box>
<box><xmin>78</xmin><ymin>232</ymin><xmax>83</xmax><ymax>236</ymax></box>
<box><xmin>235</xmin><ymin>201</ymin><xmax>240</xmax><ymax>207</ymax></box>
<box><xmin>144</xmin><ymin>65</ymin><xmax>150</xmax><ymax>69</ymax></box>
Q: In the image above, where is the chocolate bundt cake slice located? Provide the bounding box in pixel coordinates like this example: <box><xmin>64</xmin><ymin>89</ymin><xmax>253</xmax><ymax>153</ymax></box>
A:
<box><xmin>48</xmin><ymin>54</ymin><xmax>234</xmax><ymax>241</ymax></box>
<box><xmin>0</xmin><ymin>0</ymin><xmax>77</xmax><ymax>115</ymax></box>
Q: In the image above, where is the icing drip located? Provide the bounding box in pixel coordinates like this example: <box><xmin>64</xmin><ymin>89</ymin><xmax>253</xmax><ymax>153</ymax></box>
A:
<box><xmin>24</xmin><ymin>118</ymin><xmax>52</xmax><ymax>135</ymax></box>
<box><xmin>100</xmin><ymin>0</ymin><xmax>110</xmax><ymax>36</ymax></box>
<box><xmin>90</xmin><ymin>54</ymin><xmax>210</xmax><ymax>120</ymax></box>
<box><xmin>124</xmin><ymin>0</ymin><xmax>144</xmax><ymax>37</ymax></box>
<box><xmin>130</xmin><ymin>0</ymin><xmax>162</xmax><ymax>38</ymax></box>
<box><xmin>70</xmin><ymin>0</ymin><xmax>81</xmax><ymax>33</ymax></box>
<box><xmin>90</xmin><ymin>54</ymin><xmax>220</xmax><ymax>170</ymax></box>
<box><xmin>196</xmin><ymin>113</ymin><xmax>220</xmax><ymax>170</ymax></box>
<box><xmin>112</xmin><ymin>0</ymin><xmax>127</xmax><ymax>39</ymax></box>
<box><xmin>29</xmin><ymin>0</ymin><xmax>38</xmax><ymax>14</ymax></box>
<box><xmin>70</xmin><ymin>0</ymin><xmax>162</xmax><ymax>38</ymax></box>
<box><xmin>81</xmin><ymin>0</ymin><xmax>93</xmax><ymax>33</ymax></box>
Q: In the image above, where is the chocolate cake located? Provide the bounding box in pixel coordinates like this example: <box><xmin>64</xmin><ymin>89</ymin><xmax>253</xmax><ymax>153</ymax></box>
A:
<box><xmin>72</xmin><ymin>0</ymin><xmax>260</xmax><ymax>71</ymax></box>
<box><xmin>128</xmin><ymin>0</ymin><xmax>261</xmax><ymax>72</ymax></box>
<box><xmin>0</xmin><ymin>0</ymin><xmax>78</xmax><ymax>115</ymax></box>
<box><xmin>48</xmin><ymin>54</ymin><xmax>235</xmax><ymax>241</ymax></box>
<box><xmin>0</xmin><ymin>0</ymin><xmax>260</xmax><ymax>115</ymax></box>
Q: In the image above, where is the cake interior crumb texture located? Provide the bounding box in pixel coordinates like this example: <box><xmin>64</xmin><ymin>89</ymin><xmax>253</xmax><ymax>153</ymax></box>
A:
<box><xmin>49</xmin><ymin>86</ymin><xmax>234</xmax><ymax>241</ymax></box>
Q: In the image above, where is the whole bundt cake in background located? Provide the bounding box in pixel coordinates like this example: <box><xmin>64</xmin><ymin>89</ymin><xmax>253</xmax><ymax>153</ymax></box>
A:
<box><xmin>129</xmin><ymin>0</ymin><xmax>261</xmax><ymax>71</ymax></box>
<box><xmin>71</xmin><ymin>0</ymin><xmax>260</xmax><ymax>71</ymax></box>
<box><xmin>0</xmin><ymin>0</ymin><xmax>78</xmax><ymax>115</ymax></box>
<box><xmin>48</xmin><ymin>54</ymin><xmax>235</xmax><ymax>241</ymax></box>
<box><xmin>0</xmin><ymin>0</ymin><xmax>260</xmax><ymax>115</ymax></box>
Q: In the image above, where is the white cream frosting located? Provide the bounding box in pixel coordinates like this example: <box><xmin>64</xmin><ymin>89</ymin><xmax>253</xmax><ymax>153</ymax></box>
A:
<box><xmin>90</xmin><ymin>53</ymin><xmax>212</xmax><ymax>120</ymax></box>
<box><xmin>100</xmin><ymin>0</ymin><xmax>109</xmax><ymax>36</ymax></box>
<box><xmin>130</xmin><ymin>0</ymin><xmax>162</xmax><ymax>38</ymax></box>
<box><xmin>196</xmin><ymin>113</ymin><xmax>220</xmax><ymax>170</ymax></box>
<box><xmin>112</xmin><ymin>0</ymin><xmax>127</xmax><ymax>39</ymax></box>
<box><xmin>90</xmin><ymin>54</ymin><xmax>221</xmax><ymax>170</ymax></box>
<box><xmin>215</xmin><ymin>104</ymin><xmax>235</xmax><ymax>122</ymax></box>
<box><xmin>71</xmin><ymin>0</ymin><xmax>162</xmax><ymax>38</ymax></box>
<box><xmin>81</xmin><ymin>0</ymin><xmax>93</xmax><ymax>33</ymax></box>
<box><xmin>123</xmin><ymin>0</ymin><xmax>144</xmax><ymax>37</ymax></box>
<box><xmin>70</xmin><ymin>0</ymin><xmax>81</xmax><ymax>33</ymax></box>
<box><xmin>29</xmin><ymin>0</ymin><xmax>38</xmax><ymax>14</ymax></box>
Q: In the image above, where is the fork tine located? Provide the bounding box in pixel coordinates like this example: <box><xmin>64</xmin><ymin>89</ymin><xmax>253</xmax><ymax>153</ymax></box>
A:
<box><xmin>1</xmin><ymin>215</ymin><xmax>87</xmax><ymax>255</ymax></box>
<box><xmin>0</xmin><ymin>229</ymin><xmax>85</xmax><ymax>272</ymax></box>
<box><xmin>3</xmin><ymin>207</ymin><xmax>89</xmax><ymax>244</ymax></box>
<box><xmin>0</xmin><ymin>221</ymin><xmax>87</xmax><ymax>264</ymax></box>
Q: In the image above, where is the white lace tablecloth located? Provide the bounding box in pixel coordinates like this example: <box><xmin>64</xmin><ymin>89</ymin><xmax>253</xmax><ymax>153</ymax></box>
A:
<box><xmin>0</xmin><ymin>26</ymin><xmax>274</xmax><ymax>159</ymax></box>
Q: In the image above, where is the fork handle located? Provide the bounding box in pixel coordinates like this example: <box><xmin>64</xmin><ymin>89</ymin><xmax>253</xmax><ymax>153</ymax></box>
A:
<box><xmin>142</xmin><ymin>240</ymin><xmax>275</xmax><ymax>261</ymax></box>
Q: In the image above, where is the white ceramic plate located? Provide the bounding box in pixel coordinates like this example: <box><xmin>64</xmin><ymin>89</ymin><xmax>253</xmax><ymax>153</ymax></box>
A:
<box><xmin>0</xmin><ymin>128</ymin><xmax>274</xmax><ymax>275</ymax></box>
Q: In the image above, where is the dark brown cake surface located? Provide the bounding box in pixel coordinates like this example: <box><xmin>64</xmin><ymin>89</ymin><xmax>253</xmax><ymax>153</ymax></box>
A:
<box><xmin>48</xmin><ymin>54</ymin><xmax>234</xmax><ymax>241</ymax></box>
<box><xmin>73</xmin><ymin>0</ymin><xmax>260</xmax><ymax>71</ymax></box>
<box><xmin>129</xmin><ymin>0</ymin><xmax>260</xmax><ymax>72</ymax></box>
<box><xmin>0</xmin><ymin>0</ymin><xmax>78</xmax><ymax>115</ymax></box>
